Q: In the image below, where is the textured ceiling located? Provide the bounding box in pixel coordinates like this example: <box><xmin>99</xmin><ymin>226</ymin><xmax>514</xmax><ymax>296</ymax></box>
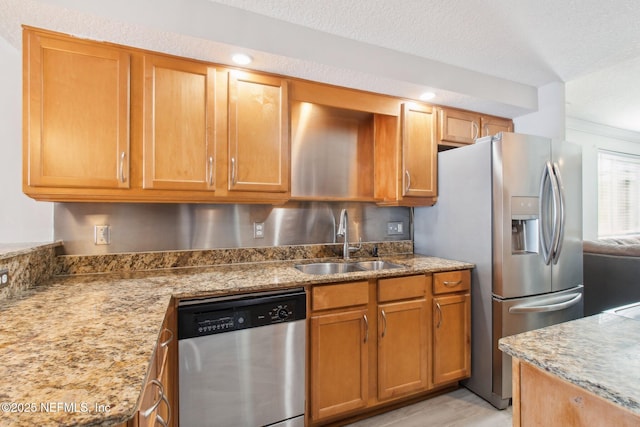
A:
<box><xmin>211</xmin><ymin>0</ymin><xmax>640</xmax><ymax>133</ymax></box>
<box><xmin>2</xmin><ymin>0</ymin><xmax>640</xmax><ymax>133</ymax></box>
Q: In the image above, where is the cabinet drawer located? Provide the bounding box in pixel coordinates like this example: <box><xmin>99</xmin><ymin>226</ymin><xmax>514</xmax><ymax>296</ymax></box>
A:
<box><xmin>433</xmin><ymin>270</ymin><xmax>470</xmax><ymax>294</ymax></box>
<box><xmin>378</xmin><ymin>275</ymin><xmax>426</xmax><ymax>302</ymax></box>
<box><xmin>312</xmin><ymin>281</ymin><xmax>369</xmax><ymax>311</ymax></box>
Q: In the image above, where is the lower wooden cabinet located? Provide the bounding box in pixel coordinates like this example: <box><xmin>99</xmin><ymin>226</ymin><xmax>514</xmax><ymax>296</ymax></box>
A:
<box><xmin>377</xmin><ymin>299</ymin><xmax>428</xmax><ymax>400</ymax></box>
<box><xmin>512</xmin><ymin>358</ymin><xmax>640</xmax><ymax>427</ymax></box>
<box><xmin>432</xmin><ymin>270</ymin><xmax>471</xmax><ymax>387</ymax></box>
<box><xmin>310</xmin><ymin>308</ymin><xmax>369</xmax><ymax>420</ymax></box>
<box><xmin>308</xmin><ymin>271</ymin><xmax>471</xmax><ymax>425</ymax></box>
<box><xmin>432</xmin><ymin>293</ymin><xmax>471</xmax><ymax>386</ymax></box>
<box><xmin>309</xmin><ymin>275</ymin><xmax>434</xmax><ymax>425</ymax></box>
<box><xmin>128</xmin><ymin>300</ymin><xmax>177</xmax><ymax>427</ymax></box>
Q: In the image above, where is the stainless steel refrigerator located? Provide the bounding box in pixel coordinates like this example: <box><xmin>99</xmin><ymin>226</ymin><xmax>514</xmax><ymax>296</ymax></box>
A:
<box><xmin>414</xmin><ymin>132</ymin><xmax>583</xmax><ymax>409</ymax></box>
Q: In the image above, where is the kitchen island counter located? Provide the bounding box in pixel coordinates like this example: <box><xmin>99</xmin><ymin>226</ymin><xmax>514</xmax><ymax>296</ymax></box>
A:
<box><xmin>499</xmin><ymin>313</ymin><xmax>640</xmax><ymax>424</ymax></box>
<box><xmin>0</xmin><ymin>253</ymin><xmax>472</xmax><ymax>426</ymax></box>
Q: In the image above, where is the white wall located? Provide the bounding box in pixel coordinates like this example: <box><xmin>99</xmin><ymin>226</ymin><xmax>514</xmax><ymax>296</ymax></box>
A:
<box><xmin>0</xmin><ymin>35</ymin><xmax>53</xmax><ymax>243</ymax></box>
<box><xmin>513</xmin><ymin>82</ymin><xmax>566</xmax><ymax>141</ymax></box>
<box><xmin>567</xmin><ymin>118</ymin><xmax>640</xmax><ymax>240</ymax></box>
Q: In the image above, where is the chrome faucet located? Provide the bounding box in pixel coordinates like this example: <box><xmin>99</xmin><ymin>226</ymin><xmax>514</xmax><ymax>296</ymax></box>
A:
<box><xmin>337</xmin><ymin>209</ymin><xmax>361</xmax><ymax>260</ymax></box>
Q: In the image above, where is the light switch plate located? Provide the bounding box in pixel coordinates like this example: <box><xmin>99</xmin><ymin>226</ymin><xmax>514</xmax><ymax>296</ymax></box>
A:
<box><xmin>387</xmin><ymin>221</ymin><xmax>404</xmax><ymax>235</ymax></box>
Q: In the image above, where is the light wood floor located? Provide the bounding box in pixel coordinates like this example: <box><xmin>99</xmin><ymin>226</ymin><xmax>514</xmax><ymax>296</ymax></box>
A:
<box><xmin>346</xmin><ymin>388</ymin><xmax>513</xmax><ymax>427</ymax></box>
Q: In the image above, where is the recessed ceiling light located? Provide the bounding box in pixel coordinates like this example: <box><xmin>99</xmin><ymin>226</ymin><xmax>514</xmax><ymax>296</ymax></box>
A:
<box><xmin>232</xmin><ymin>53</ymin><xmax>252</xmax><ymax>65</ymax></box>
<box><xmin>419</xmin><ymin>92</ymin><xmax>436</xmax><ymax>101</ymax></box>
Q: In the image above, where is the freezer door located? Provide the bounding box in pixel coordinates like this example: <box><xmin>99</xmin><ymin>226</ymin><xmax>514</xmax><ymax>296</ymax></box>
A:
<box><xmin>492</xmin><ymin>132</ymin><xmax>553</xmax><ymax>298</ymax></box>
<box><xmin>551</xmin><ymin>141</ymin><xmax>584</xmax><ymax>292</ymax></box>
<box><xmin>492</xmin><ymin>286</ymin><xmax>584</xmax><ymax>401</ymax></box>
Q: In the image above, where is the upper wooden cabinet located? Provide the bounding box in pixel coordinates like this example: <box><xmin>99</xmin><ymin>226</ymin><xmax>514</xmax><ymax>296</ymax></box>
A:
<box><xmin>23</xmin><ymin>29</ymin><xmax>130</xmax><ymax>191</ymax></box>
<box><xmin>142</xmin><ymin>54</ymin><xmax>216</xmax><ymax>191</ymax></box>
<box><xmin>373</xmin><ymin>103</ymin><xmax>438</xmax><ymax>207</ymax></box>
<box><xmin>438</xmin><ymin>107</ymin><xmax>513</xmax><ymax>148</ymax></box>
<box><xmin>401</xmin><ymin>103</ymin><xmax>437</xmax><ymax>199</ymax></box>
<box><xmin>228</xmin><ymin>72</ymin><xmax>289</xmax><ymax>193</ymax></box>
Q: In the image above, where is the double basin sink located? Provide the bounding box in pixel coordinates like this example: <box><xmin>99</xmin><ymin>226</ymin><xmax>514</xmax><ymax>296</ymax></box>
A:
<box><xmin>295</xmin><ymin>260</ymin><xmax>404</xmax><ymax>275</ymax></box>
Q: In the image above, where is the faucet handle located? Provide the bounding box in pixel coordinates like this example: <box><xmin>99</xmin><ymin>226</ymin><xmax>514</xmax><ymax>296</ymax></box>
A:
<box><xmin>348</xmin><ymin>237</ymin><xmax>363</xmax><ymax>253</ymax></box>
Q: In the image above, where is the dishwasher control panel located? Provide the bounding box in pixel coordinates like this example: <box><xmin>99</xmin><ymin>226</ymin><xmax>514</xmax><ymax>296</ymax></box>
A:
<box><xmin>178</xmin><ymin>289</ymin><xmax>306</xmax><ymax>339</ymax></box>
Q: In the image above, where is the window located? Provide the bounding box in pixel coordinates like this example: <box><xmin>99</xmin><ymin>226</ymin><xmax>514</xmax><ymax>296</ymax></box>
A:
<box><xmin>598</xmin><ymin>150</ymin><xmax>640</xmax><ymax>237</ymax></box>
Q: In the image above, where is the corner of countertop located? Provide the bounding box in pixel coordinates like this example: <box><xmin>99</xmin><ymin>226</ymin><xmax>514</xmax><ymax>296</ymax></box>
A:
<box><xmin>0</xmin><ymin>241</ymin><xmax>63</xmax><ymax>260</ymax></box>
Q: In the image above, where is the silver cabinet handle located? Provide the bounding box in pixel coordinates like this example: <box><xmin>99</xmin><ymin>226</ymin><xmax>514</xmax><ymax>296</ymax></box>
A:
<box><xmin>208</xmin><ymin>156</ymin><xmax>214</xmax><ymax>186</ymax></box>
<box><xmin>119</xmin><ymin>151</ymin><xmax>126</xmax><ymax>183</ymax></box>
<box><xmin>443</xmin><ymin>280</ymin><xmax>462</xmax><ymax>288</ymax></box>
<box><xmin>363</xmin><ymin>314</ymin><xmax>368</xmax><ymax>343</ymax></box>
<box><xmin>381</xmin><ymin>309</ymin><xmax>387</xmax><ymax>338</ymax></box>
<box><xmin>159</xmin><ymin>328</ymin><xmax>173</xmax><ymax>348</ymax></box>
<box><xmin>142</xmin><ymin>379</ymin><xmax>164</xmax><ymax>418</ymax></box>
<box><xmin>472</xmin><ymin>121</ymin><xmax>479</xmax><ymax>139</ymax></box>
<box><xmin>155</xmin><ymin>393</ymin><xmax>170</xmax><ymax>427</ymax></box>
<box><xmin>509</xmin><ymin>293</ymin><xmax>582</xmax><ymax>314</ymax></box>
<box><xmin>436</xmin><ymin>303</ymin><xmax>443</xmax><ymax>329</ymax></box>
<box><xmin>231</xmin><ymin>157</ymin><xmax>237</xmax><ymax>186</ymax></box>
<box><xmin>404</xmin><ymin>170</ymin><xmax>411</xmax><ymax>192</ymax></box>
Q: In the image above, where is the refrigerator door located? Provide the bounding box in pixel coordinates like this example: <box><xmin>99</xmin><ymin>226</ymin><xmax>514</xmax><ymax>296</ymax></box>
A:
<box><xmin>492</xmin><ymin>286</ymin><xmax>584</xmax><ymax>404</ymax></box>
<box><xmin>492</xmin><ymin>132</ymin><xmax>553</xmax><ymax>299</ymax></box>
<box><xmin>551</xmin><ymin>141</ymin><xmax>584</xmax><ymax>292</ymax></box>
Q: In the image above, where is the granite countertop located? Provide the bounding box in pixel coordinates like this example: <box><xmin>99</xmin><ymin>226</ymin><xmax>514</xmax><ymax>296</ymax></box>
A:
<box><xmin>499</xmin><ymin>313</ymin><xmax>640</xmax><ymax>415</ymax></box>
<box><xmin>0</xmin><ymin>254</ymin><xmax>472</xmax><ymax>427</ymax></box>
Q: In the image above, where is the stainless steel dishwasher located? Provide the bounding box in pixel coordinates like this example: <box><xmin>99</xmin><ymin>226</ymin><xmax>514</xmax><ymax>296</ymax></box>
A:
<box><xmin>178</xmin><ymin>288</ymin><xmax>306</xmax><ymax>427</ymax></box>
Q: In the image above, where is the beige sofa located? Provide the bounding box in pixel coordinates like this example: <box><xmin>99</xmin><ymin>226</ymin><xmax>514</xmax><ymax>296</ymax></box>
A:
<box><xmin>583</xmin><ymin>235</ymin><xmax>640</xmax><ymax>316</ymax></box>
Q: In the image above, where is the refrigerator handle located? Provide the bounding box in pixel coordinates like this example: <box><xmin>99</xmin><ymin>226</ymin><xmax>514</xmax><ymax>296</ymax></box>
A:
<box><xmin>539</xmin><ymin>162</ymin><xmax>559</xmax><ymax>265</ymax></box>
<box><xmin>551</xmin><ymin>162</ymin><xmax>566</xmax><ymax>264</ymax></box>
<box><xmin>508</xmin><ymin>293</ymin><xmax>582</xmax><ymax>314</ymax></box>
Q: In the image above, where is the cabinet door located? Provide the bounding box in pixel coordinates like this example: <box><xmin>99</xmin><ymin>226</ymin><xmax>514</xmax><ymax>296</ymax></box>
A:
<box><xmin>24</xmin><ymin>30</ymin><xmax>130</xmax><ymax>189</ymax></box>
<box><xmin>228</xmin><ymin>72</ymin><xmax>289</xmax><ymax>193</ymax></box>
<box><xmin>143</xmin><ymin>55</ymin><xmax>216</xmax><ymax>191</ymax></box>
<box><xmin>481</xmin><ymin>116</ymin><xmax>513</xmax><ymax>137</ymax></box>
<box><xmin>438</xmin><ymin>108</ymin><xmax>481</xmax><ymax>145</ymax></box>
<box><xmin>378</xmin><ymin>299</ymin><xmax>429</xmax><ymax>400</ymax></box>
<box><xmin>433</xmin><ymin>293</ymin><xmax>471</xmax><ymax>386</ymax></box>
<box><xmin>401</xmin><ymin>103</ymin><xmax>437</xmax><ymax>198</ymax></box>
<box><xmin>310</xmin><ymin>309</ymin><xmax>369</xmax><ymax>421</ymax></box>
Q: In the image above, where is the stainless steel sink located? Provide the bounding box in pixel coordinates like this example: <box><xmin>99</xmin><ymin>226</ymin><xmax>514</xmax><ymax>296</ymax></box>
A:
<box><xmin>295</xmin><ymin>262</ymin><xmax>365</xmax><ymax>275</ymax></box>
<box><xmin>355</xmin><ymin>260</ymin><xmax>405</xmax><ymax>271</ymax></box>
<box><xmin>295</xmin><ymin>260</ymin><xmax>405</xmax><ymax>275</ymax></box>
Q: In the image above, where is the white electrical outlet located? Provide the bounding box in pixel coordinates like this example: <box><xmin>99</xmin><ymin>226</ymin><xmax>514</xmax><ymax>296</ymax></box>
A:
<box><xmin>94</xmin><ymin>225</ymin><xmax>111</xmax><ymax>245</ymax></box>
<box><xmin>0</xmin><ymin>269</ymin><xmax>9</xmax><ymax>289</ymax></box>
<box><xmin>253</xmin><ymin>222</ymin><xmax>265</xmax><ymax>239</ymax></box>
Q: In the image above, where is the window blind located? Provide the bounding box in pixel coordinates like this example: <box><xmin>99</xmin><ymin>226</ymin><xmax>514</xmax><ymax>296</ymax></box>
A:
<box><xmin>598</xmin><ymin>150</ymin><xmax>640</xmax><ymax>237</ymax></box>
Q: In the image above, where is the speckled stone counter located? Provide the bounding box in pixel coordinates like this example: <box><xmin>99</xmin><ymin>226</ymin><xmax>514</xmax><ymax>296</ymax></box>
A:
<box><xmin>0</xmin><ymin>253</ymin><xmax>472</xmax><ymax>426</ymax></box>
<box><xmin>499</xmin><ymin>313</ymin><xmax>640</xmax><ymax>415</ymax></box>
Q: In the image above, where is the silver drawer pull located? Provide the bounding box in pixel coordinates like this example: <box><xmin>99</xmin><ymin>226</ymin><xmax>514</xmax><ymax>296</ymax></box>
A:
<box><xmin>443</xmin><ymin>280</ymin><xmax>462</xmax><ymax>287</ymax></box>
<box><xmin>142</xmin><ymin>379</ymin><xmax>164</xmax><ymax>418</ymax></box>
<box><xmin>160</xmin><ymin>328</ymin><xmax>173</xmax><ymax>348</ymax></box>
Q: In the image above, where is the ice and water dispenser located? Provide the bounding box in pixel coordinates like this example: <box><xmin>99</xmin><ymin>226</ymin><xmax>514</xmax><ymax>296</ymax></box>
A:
<box><xmin>511</xmin><ymin>196</ymin><xmax>539</xmax><ymax>254</ymax></box>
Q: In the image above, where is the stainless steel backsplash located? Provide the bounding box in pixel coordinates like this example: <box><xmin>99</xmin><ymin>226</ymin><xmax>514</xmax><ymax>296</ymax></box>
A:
<box><xmin>54</xmin><ymin>202</ymin><xmax>412</xmax><ymax>255</ymax></box>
